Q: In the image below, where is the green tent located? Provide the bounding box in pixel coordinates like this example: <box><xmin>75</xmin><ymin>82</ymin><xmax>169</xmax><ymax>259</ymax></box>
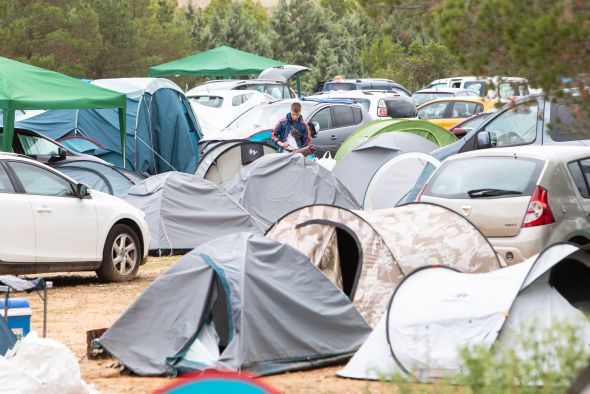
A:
<box><xmin>148</xmin><ymin>45</ymin><xmax>284</xmax><ymax>78</ymax></box>
<box><xmin>0</xmin><ymin>57</ymin><xmax>127</xmax><ymax>163</ymax></box>
<box><xmin>334</xmin><ymin>119</ymin><xmax>457</xmax><ymax>161</ymax></box>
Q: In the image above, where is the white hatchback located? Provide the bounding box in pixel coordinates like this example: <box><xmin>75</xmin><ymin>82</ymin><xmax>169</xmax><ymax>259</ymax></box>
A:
<box><xmin>0</xmin><ymin>154</ymin><xmax>149</xmax><ymax>282</ymax></box>
<box><xmin>419</xmin><ymin>146</ymin><xmax>590</xmax><ymax>265</ymax></box>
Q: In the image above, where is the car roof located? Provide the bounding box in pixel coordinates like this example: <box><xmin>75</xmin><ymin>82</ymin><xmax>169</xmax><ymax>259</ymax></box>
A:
<box><xmin>446</xmin><ymin>145</ymin><xmax>590</xmax><ymax>162</ymax></box>
<box><xmin>310</xmin><ymin>90</ymin><xmax>404</xmax><ymax>99</ymax></box>
<box><xmin>414</xmin><ymin>87</ymin><xmax>474</xmax><ymax>94</ymax></box>
<box><xmin>186</xmin><ymin>89</ymin><xmax>271</xmax><ymax>99</ymax></box>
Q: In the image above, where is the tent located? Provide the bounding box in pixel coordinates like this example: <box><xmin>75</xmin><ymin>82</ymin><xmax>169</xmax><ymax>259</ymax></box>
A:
<box><xmin>122</xmin><ymin>172</ymin><xmax>265</xmax><ymax>253</ymax></box>
<box><xmin>224</xmin><ymin>154</ymin><xmax>360</xmax><ymax>228</ymax></box>
<box><xmin>0</xmin><ymin>318</ymin><xmax>16</xmax><ymax>356</ymax></box>
<box><xmin>0</xmin><ymin>57</ymin><xmax>126</xmax><ymax>163</ymax></box>
<box><xmin>266</xmin><ymin>202</ymin><xmax>501</xmax><ymax>326</ymax></box>
<box><xmin>332</xmin><ymin>132</ymin><xmax>438</xmax><ymax>205</ymax></box>
<box><xmin>195</xmin><ymin>140</ymin><xmax>278</xmax><ymax>187</ymax></box>
<box><xmin>334</xmin><ymin>119</ymin><xmax>456</xmax><ymax>161</ymax></box>
<box><xmin>98</xmin><ymin>232</ymin><xmax>371</xmax><ymax>376</ymax></box>
<box><xmin>339</xmin><ymin>243</ymin><xmax>590</xmax><ymax>381</ymax></box>
<box><xmin>16</xmin><ymin>78</ymin><xmax>201</xmax><ymax>175</ymax></box>
<box><xmin>53</xmin><ymin>160</ymin><xmax>139</xmax><ymax>197</ymax></box>
<box><xmin>149</xmin><ymin>46</ymin><xmax>284</xmax><ymax>78</ymax></box>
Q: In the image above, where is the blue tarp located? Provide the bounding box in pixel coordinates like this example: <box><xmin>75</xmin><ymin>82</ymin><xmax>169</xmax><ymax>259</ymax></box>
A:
<box><xmin>0</xmin><ymin>317</ymin><xmax>16</xmax><ymax>356</ymax></box>
<box><xmin>12</xmin><ymin>87</ymin><xmax>201</xmax><ymax>175</ymax></box>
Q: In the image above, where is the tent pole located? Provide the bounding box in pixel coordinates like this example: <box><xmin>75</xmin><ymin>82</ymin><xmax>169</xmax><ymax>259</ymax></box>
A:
<box><xmin>2</xmin><ymin>109</ymin><xmax>15</xmax><ymax>152</ymax></box>
<box><xmin>118</xmin><ymin>107</ymin><xmax>127</xmax><ymax>168</ymax></box>
<box><xmin>296</xmin><ymin>75</ymin><xmax>301</xmax><ymax>98</ymax></box>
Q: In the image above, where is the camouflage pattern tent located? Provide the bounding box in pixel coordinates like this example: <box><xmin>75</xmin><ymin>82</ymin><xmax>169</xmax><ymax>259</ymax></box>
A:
<box><xmin>266</xmin><ymin>202</ymin><xmax>501</xmax><ymax>326</ymax></box>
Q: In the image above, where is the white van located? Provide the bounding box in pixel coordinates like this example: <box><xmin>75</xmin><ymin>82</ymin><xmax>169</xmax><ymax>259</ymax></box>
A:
<box><xmin>426</xmin><ymin>76</ymin><xmax>530</xmax><ymax>101</ymax></box>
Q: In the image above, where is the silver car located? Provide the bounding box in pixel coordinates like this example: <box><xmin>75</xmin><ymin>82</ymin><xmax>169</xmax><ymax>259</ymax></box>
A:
<box><xmin>419</xmin><ymin>146</ymin><xmax>590</xmax><ymax>265</ymax></box>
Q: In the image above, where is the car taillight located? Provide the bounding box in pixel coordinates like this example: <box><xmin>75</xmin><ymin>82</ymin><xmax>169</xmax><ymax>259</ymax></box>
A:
<box><xmin>523</xmin><ymin>186</ymin><xmax>555</xmax><ymax>228</ymax></box>
<box><xmin>377</xmin><ymin>99</ymin><xmax>388</xmax><ymax>117</ymax></box>
<box><xmin>416</xmin><ymin>183</ymin><xmax>428</xmax><ymax>202</ymax></box>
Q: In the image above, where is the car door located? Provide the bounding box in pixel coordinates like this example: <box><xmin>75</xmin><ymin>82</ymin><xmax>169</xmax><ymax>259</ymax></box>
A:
<box><xmin>417</xmin><ymin>101</ymin><xmax>452</xmax><ymax>128</ymax></box>
<box><xmin>477</xmin><ymin>100</ymin><xmax>541</xmax><ymax>148</ymax></box>
<box><xmin>328</xmin><ymin>105</ymin><xmax>361</xmax><ymax>155</ymax></box>
<box><xmin>443</xmin><ymin>101</ymin><xmax>484</xmax><ymax>129</ymax></box>
<box><xmin>6</xmin><ymin>160</ymin><xmax>98</xmax><ymax>263</ymax></box>
<box><xmin>308</xmin><ymin>106</ymin><xmax>334</xmax><ymax>156</ymax></box>
<box><xmin>0</xmin><ymin>162</ymin><xmax>36</xmax><ymax>263</ymax></box>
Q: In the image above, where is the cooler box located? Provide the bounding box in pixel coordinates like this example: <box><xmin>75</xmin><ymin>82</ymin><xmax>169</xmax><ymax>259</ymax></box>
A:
<box><xmin>0</xmin><ymin>298</ymin><xmax>31</xmax><ymax>339</ymax></box>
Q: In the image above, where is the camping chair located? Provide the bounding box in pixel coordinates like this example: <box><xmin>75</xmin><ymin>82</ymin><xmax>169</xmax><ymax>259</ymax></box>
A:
<box><xmin>0</xmin><ymin>276</ymin><xmax>52</xmax><ymax>338</ymax></box>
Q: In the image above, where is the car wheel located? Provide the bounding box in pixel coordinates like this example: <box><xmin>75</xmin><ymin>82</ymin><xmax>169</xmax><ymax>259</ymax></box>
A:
<box><xmin>96</xmin><ymin>224</ymin><xmax>141</xmax><ymax>282</ymax></box>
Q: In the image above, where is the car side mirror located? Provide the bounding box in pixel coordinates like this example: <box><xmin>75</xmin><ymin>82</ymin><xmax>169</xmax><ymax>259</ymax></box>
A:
<box><xmin>476</xmin><ymin>131</ymin><xmax>492</xmax><ymax>149</ymax></box>
<box><xmin>58</xmin><ymin>147</ymin><xmax>67</xmax><ymax>159</ymax></box>
<box><xmin>76</xmin><ymin>183</ymin><xmax>89</xmax><ymax>198</ymax></box>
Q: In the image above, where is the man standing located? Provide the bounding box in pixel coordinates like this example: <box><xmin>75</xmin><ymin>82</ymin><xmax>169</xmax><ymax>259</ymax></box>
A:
<box><xmin>271</xmin><ymin>102</ymin><xmax>314</xmax><ymax>155</ymax></box>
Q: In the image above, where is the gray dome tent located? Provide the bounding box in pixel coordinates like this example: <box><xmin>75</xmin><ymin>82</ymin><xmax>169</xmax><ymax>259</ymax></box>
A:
<box><xmin>195</xmin><ymin>140</ymin><xmax>277</xmax><ymax>186</ymax></box>
<box><xmin>266</xmin><ymin>203</ymin><xmax>501</xmax><ymax>326</ymax></box>
<box><xmin>339</xmin><ymin>243</ymin><xmax>590</xmax><ymax>381</ymax></box>
<box><xmin>98</xmin><ymin>233</ymin><xmax>371</xmax><ymax>376</ymax></box>
<box><xmin>122</xmin><ymin>172</ymin><xmax>264</xmax><ymax>253</ymax></box>
<box><xmin>53</xmin><ymin>160</ymin><xmax>140</xmax><ymax>197</ymax></box>
<box><xmin>333</xmin><ymin>132</ymin><xmax>437</xmax><ymax>205</ymax></box>
<box><xmin>224</xmin><ymin>154</ymin><xmax>360</xmax><ymax>228</ymax></box>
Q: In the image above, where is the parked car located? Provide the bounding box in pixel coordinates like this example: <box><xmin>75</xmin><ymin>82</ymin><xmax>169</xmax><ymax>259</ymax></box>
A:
<box><xmin>417</xmin><ymin>97</ymin><xmax>496</xmax><ymax>129</ymax></box>
<box><xmin>318</xmin><ymin>78</ymin><xmax>412</xmax><ymax>97</ymax></box>
<box><xmin>187</xmin><ymin>89</ymin><xmax>275</xmax><ymax>136</ymax></box>
<box><xmin>412</xmin><ymin>87</ymin><xmax>480</xmax><ymax>107</ymax></box>
<box><xmin>431</xmin><ymin>95</ymin><xmax>590</xmax><ymax>161</ymax></box>
<box><xmin>418</xmin><ymin>146</ymin><xmax>590</xmax><ymax>265</ymax></box>
<box><xmin>0</xmin><ymin>127</ymin><xmax>105</xmax><ymax>166</ymax></box>
<box><xmin>425</xmin><ymin>76</ymin><xmax>530</xmax><ymax>102</ymax></box>
<box><xmin>201</xmin><ymin>98</ymin><xmax>373</xmax><ymax>156</ymax></box>
<box><xmin>189</xmin><ymin>79</ymin><xmax>295</xmax><ymax>100</ymax></box>
<box><xmin>0</xmin><ymin>153</ymin><xmax>149</xmax><ymax>281</ymax></box>
<box><xmin>309</xmin><ymin>90</ymin><xmax>417</xmax><ymax>119</ymax></box>
<box><xmin>448</xmin><ymin>110</ymin><xmax>496</xmax><ymax>138</ymax></box>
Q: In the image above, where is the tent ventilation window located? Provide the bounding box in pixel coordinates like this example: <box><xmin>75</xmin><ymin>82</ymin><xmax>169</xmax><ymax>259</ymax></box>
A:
<box><xmin>549</xmin><ymin>259</ymin><xmax>590</xmax><ymax>314</ymax></box>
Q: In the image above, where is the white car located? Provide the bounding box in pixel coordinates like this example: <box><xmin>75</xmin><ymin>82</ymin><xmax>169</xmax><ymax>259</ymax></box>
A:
<box><xmin>419</xmin><ymin>146</ymin><xmax>590</xmax><ymax>265</ymax></box>
<box><xmin>187</xmin><ymin>89</ymin><xmax>275</xmax><ymax>136</ymax></box>
<box><xmin>0</xmin><ymin>153</ymin><xmax>149</xmax><ymax>282</ymax></box>
<box><xmin>309</xmin><ymin>90</ymin><xmax>416</xmax><ymax>120</ymax></box>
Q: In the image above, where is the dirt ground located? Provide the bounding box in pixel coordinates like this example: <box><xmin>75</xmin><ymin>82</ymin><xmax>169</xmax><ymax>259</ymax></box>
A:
<box><xmin>17</xmin><ymin>256</ymin><xmax>399</xmax><ymax>394</ymax></box>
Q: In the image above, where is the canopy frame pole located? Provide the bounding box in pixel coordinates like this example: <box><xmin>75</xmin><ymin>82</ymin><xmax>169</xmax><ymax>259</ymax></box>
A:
<box><xmin>1</xmin><ymin>109</ymin><xmax>15</xmax><ymax>152</ymax></box>
<box><xmin>296</xmin><ymin>75</ymin><xmax>302</xmax><ymax>98</ymax></box>
<box><xmin>118</xmin><ymin>107</ymin><xmax>127</xmax><ymax>168</ymax></box>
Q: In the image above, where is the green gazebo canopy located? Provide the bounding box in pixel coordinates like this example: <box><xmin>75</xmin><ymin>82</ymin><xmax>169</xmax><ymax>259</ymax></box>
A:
<box><xmin>148</xmin><ymin>45</ymin><xmax>284</xmax><ymax>78</ymax></box>
<box><xmin>0</xmin><ymin>56</ymin><xmax>127</xmax><ymax>163</ymax></box>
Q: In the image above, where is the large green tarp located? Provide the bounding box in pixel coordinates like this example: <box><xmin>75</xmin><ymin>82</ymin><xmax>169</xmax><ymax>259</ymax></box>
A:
<box><xmin>0</xmin><ymin>56</ymin><xmax>127</xmax><ymax>162</ymax></box>
<box><xmin>335</xmin><ymin>119</ymin><xmax>457</xmax><ymax>161</ymax></box>
<box><xmin>148</xmin><ymin>45</ymin><xmax>284</xmax><ymax>78</ymax></box>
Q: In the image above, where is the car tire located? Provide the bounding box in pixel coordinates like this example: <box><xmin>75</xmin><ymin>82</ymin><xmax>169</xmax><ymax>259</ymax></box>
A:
<box><xmin>96</xmin><ymin>224</ymin><xmax>141</xmax><ymax>282</ymax></box>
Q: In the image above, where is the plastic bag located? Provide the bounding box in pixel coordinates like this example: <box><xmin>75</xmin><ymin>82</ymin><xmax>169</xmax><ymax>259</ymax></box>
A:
<box><xmin>314</xmin><ymin>151</ymin><xmax>337</xmax><ymax>171</ymax></box>
<box><xmin>0</xmin><ymin>332</ymin><xmax>97</xmax><ymax>394</ymax></box>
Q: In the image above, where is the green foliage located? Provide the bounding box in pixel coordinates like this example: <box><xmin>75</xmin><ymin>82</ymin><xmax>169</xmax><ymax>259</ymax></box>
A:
<box><xmin>434</xmin><ymin>0</ymin><xmax>590</xmax><ymax>92</ymax></box>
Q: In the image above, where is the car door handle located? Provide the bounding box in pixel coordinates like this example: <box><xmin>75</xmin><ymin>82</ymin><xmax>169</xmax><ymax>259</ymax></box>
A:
<box><xmin>36</xmin><ymin>206</ymin><xmax>53</xmax><ymax>213</ymax></box>
<box><xmin>330</xmin><ymin>135</ymin><xmax>337</xmax><ymax>140</ymax></box>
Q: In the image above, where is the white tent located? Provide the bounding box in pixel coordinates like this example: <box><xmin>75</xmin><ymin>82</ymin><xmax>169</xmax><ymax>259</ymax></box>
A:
<box><xmin>339</xmin><ymin>243</ymin><xmax>590</xmax><ymax>381</ymax></box>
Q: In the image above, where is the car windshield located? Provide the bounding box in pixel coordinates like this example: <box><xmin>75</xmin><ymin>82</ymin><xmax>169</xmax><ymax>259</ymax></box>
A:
<box><xmin>413</xmin><ymin>92</ymin><xmax>453</xmax><ymax>106</ymax></box>
<box><xmin>426</xmin><ymin>156</ymin><xmax>543</xmax><ymax>199</ymax></box>
<box><xmin>498</xmin><ymin>83</ymin><xmax>529</xmax><ymax>98</ymax></box>
<box><xmin>323</xmin><ymin>82</ymin><xmax>356</xmax><ymax>91</ymax></box>
<box><xmin>17</xmin><ymin>133</ymin><xmax>61</xmax><ymax>156</ymax></box>
<box><xmin>224</xmin><ymin>103</ymin><xmax>310</xmax><ymax>131</ymax></box>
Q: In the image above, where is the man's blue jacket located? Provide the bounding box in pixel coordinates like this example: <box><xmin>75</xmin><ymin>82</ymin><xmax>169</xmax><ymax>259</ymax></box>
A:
<box><xmin>271</xmin><ymin>112</ymin><xmax>311</xmax><ymax>150</ymax></box>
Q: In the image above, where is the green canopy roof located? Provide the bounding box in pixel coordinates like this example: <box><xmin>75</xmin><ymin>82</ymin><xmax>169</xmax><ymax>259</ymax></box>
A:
<box><xmin>0</xmin><ymin>56</ymin><xmax>127</xmax><ymax>162</ymax></box>
<box><xmin>148</xmin><ymin>45</ymin><xmax>284</xmax><ymax>78</ymax></box>
<box><xmin>335</xmin><ymin>119</ymin><xmax>457</xmax><ymax>161</ymax></box>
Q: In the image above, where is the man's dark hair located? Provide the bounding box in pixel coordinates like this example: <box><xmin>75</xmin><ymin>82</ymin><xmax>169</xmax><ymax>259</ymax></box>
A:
<box><xmin>291</xmin><ymin>102</ymin><xmax>302</xmax><ymax>113</ymax></box>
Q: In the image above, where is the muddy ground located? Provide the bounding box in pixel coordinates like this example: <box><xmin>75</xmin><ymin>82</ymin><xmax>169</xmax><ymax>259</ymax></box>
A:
<box><xmin>18</xmin><ymin>256</ymin><xmax>399</xmax><ymax>393</ymax></box>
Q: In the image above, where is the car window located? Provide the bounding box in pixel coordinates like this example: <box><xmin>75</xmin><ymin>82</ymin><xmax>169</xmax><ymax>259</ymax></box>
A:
<box><xmin>332</xmin><ymin>105</ymin><xmax>356</xmax><ymax>127</ymax></box>
<box><xmin>352</xmin><ymin>106</ymin><xmax>363</xmax><ymax>123</ymax></box>
<box><xmin>0</xmin><ymin>164</ymin><xmax>14</xmax><ymax>193</ymax></box>
<box><xmin>354</xmin><ymin>99</ymin><xmax>370</xmax><ymax>111</ymax></box>
<box><xmin>17</xmin><ymin>134</ymin><xmax>61</xmax><ymax>156</ymax></box>
<box><xmin>232</xmin><ymin>94</ymin><xmax>244</xmax><ymax>106</ymax></box>
<box><xmin>568</xmin><ymin>161</ymin><xmax>590</xmax><ymax>198</ymax></box>
<box><xmin>418</xmin><ymin>101</ymin><xmax>449</xmax><ymax>119</ymax></box>
<box><xmin>309</xmin><ymin>107</ymin><xmax>332</xmax><ymax>130</ymax></box>
<box><xmin>451</xmin><ymin>102</ymin><xmax>481</xmax><ymax>118</ymax></box>
<box><xmin>426</xmin><ymin>156</ymin><xmax>543</xmax><ymax>199</ymax></box>
<box><xmin>485</xmin><ymin>101</ymin><xmax>538</xmax><ymax>147</ymax></box>
<box><xmin>413</xmin><ymin>92</ymin><xmax>452</xmax><ymax>107</ymax></box>
<box><xmin>384</xmin><ymin>98</ymin><xmax>417</xmax><ymax>118</ymax></box>
<box><xmin>549</xmin><ymin>101</ymin><xmax>590</xmax><ymax>142</ymax></box>
<box><xmin>323</xmin><ymin>82</ymin><xmax>355</xmax><ymax>91</ymax></box>
<box><xmin>191</xmin><ymin>96</ymin><xmax>224</xmax><ymax>108</ymax></box>
<box><xmin>464</xmin><ymin>81</ymin><xmax>486</xmax><ymax>96</ymax></box>
<box><xmin>8</xmin><ymin>161</ymin><xmax>75</xmax><ymax>197</ymax></box>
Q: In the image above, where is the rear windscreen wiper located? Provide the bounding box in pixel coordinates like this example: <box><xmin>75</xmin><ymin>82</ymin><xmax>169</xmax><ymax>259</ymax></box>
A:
<box><xmin>467</xmin><ymin>188</ymin><xmax>523</xmax><ymax>198</ymax></box>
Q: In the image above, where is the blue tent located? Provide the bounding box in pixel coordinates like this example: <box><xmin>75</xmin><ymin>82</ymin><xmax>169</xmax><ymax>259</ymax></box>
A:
<box><xmin>13</xmin><ymin>78</ymin><xmax>202</xmax><ymax>175</ymax></box>
<box><xmin>0</xmin><ymin>317</ymin><xmax>16</xmax><ymax>356</ymax></box>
